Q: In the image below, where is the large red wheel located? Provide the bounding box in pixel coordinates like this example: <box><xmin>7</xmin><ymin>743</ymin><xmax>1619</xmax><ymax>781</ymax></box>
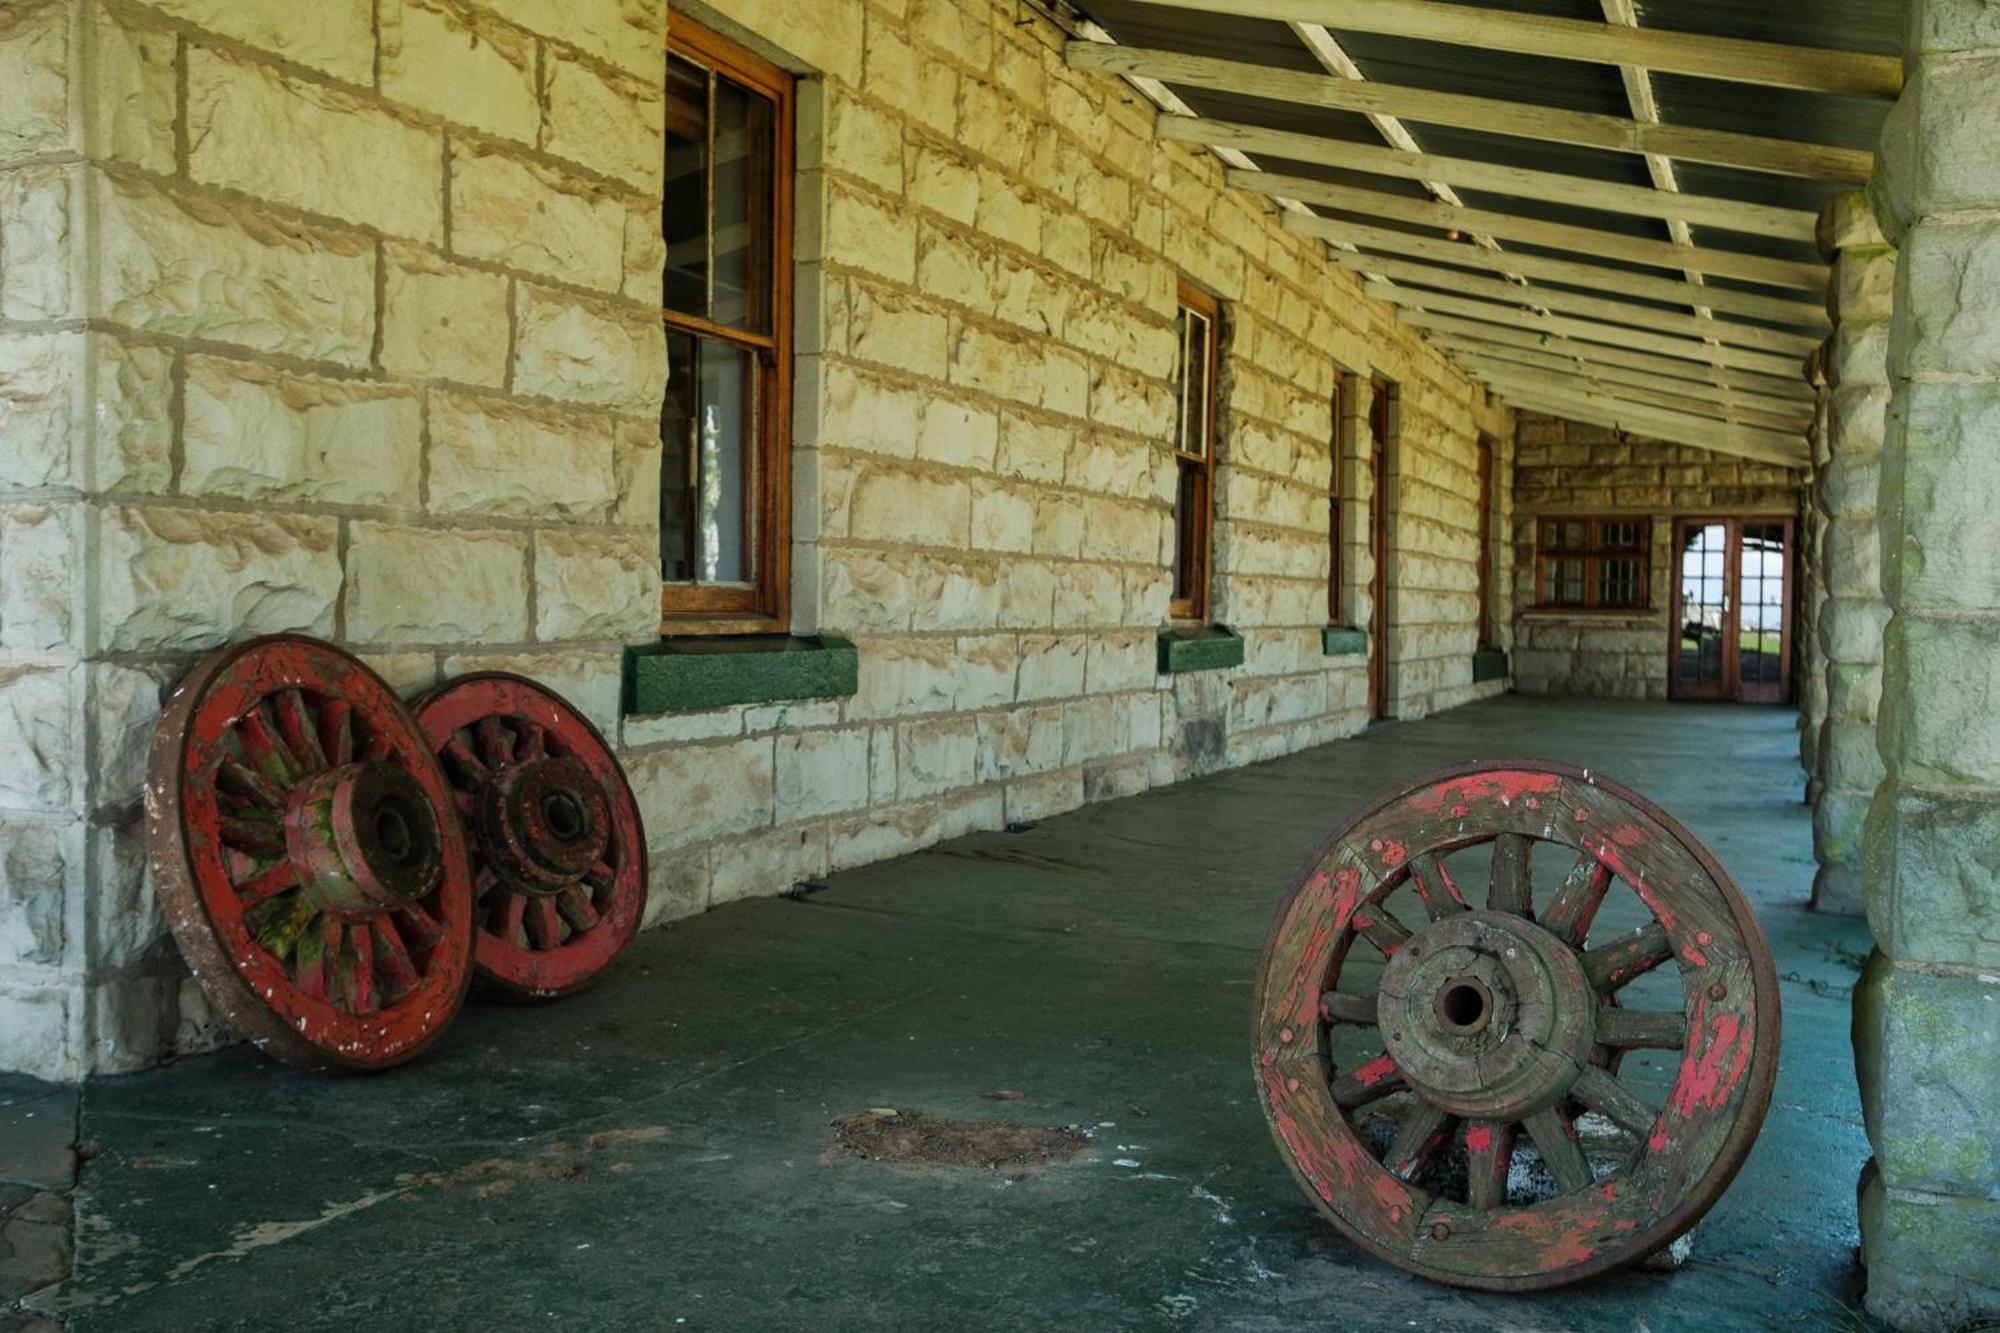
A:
<box><xmin>416</xmin><ymin>674</ymin><xmax>646</xmax><ymax>1001</ymax></box>
<box><xmin>145</xmin><ymin>636</ymin><xmax>476</xmax><ymax>1073</ymax></box>
<box><xmin>1254</xmin><ymin>761</ymin><xmax>1780</xmax><ymax>1290</ymax></box>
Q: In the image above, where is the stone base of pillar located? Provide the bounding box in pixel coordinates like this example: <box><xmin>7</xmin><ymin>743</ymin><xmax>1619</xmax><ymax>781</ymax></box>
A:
<box><xmin>1858</xmin><ymin>1162</ymin><xmax>2000</xmax><ymax>1331</ymax></box>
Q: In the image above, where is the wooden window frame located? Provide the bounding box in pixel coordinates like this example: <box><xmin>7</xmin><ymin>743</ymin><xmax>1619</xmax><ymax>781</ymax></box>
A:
<box><xmin>662</xmin><ymin>18</ymin><xmax>795</xmax><ymax>633</ymax></box>
<box><xmin>1533</xmin><ymin>515</ymin><xmax>1653</xmax><ymax>612</ymax></box>
<box><xmin>1475</xmin><ymin>436</ymin><xmax>1495</xmax><ymax>647</ymax></box>
<box><xmin>1328</xmin><ymin>373</ymin><xmax>1344</xmax><ymax>626</ymax></box>
<box><xmin>1171</xmin><ymin>280</ymin><xmax>1220</xmax><ymax>623</ymax></box>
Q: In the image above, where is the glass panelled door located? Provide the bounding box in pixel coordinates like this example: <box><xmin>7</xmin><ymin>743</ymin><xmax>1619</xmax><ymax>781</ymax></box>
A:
<box><xmin>1671</xmin><ymin>518</ymin><xmax>1794</xmax><ymax>703</ymax></box>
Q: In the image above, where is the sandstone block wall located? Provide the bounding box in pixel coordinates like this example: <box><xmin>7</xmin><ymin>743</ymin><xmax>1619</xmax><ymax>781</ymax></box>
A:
<box><xmin>1509</xmin><ymin>413</ymin><xmax>1803</xmax><ymax>700</ymax></box>
<box><xmin>0</xmin><ymin>0</ymin><xmax>1513</xmax><ymax>1079</ymax></box>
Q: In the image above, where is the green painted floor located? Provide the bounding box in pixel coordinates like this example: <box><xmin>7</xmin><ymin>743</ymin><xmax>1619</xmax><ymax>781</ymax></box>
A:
<box><xmin>29</xmin><ymin>697</ymin><xmax>1879</xmax><ymax>1331</ymax></box>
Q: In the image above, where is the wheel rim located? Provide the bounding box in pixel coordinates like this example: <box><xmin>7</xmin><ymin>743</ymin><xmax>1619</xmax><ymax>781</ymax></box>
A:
<box><xmin>146</xmin><ymin>636</ymin><xmax>475</xmax><ymax>1072</ymax></box>
<box><xmin>416</xmin><ymin>674</ymin><xmax>647</xmax><ymax>1001</ymax></box>
<box><xmin>1253</xmin><ymin>761</ymin><xmax>1780</xmax><ymax>1291</ymax></box>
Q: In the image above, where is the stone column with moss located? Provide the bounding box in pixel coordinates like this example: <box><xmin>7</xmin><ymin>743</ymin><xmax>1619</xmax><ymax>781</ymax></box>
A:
<box><xmin>1853</xmin><ymin>2</ymin><xmax>2000</xmax><ymax>1325</ymax></box>
<box><xmin>1798</xmin><ymin>353</ymin><xmax>1830</xmax><ymax>803</ymax></box>
<box><xmin>1810</xmin><ymin>196</ymin><xmax>1894</xmax><ymax>916</ymax></box>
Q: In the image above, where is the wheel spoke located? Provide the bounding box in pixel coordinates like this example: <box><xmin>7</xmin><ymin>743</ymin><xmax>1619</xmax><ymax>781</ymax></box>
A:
<box><xmin>344</xmin><ymin>923</ymin><xmax>376</xmax><ymax>1014</ymax></box>
<box><xmin>1352</xmin><ymin>907</ymin><xmax>1413</xmax><ymax>957</ymax></box>
<box><xmin>1408</xmin><ymin>853</ymin><xmax>1469</xmax><ymax>920</ymax></box>
<box><xmin>233</xmin><ymin>859</ymin><xmax>298</xmax><ymax>907</ymax></box>
<box><xmin>442</xmin><ymin>736</ymin><xmax>490</xmax><ymax>785</ymax></box>
<box><xmin>1385</xmin><ymin>1102</ymin><xmax>1455</xmax><ymax>1181</ymax></box>
<box><xmin>395</xmin><ymin>902</ymin><xmax>445</xmax><ymax>952</ymax></box>
<box><xmin>523</xmin><ymin>898</ymin><xmax>562</xmax><ymax>950</ymax></box>
<box><xmin>476</xmin><ymin>716</ymin><xmax>514</xmax><ymax>769</ymax></box>
<box><xmin>1523</xmin><ymin>1106</ymin><xmax>1593</xmax><ymax>1194</ymax></box>
<box><xmin>237</xmin><ymin>706</ymin><xmax>298</xmax><ymax>788</ymax></box>
<box><xmin>1595</xmin><ymin>1007</ymin><xmax>1688</xmax><ymax>1049</ymax></box>
<box><xmin>1464</xmin><ymin>1120</ymin><xmax>1515</xmax><ymax>1210</ymax></box>
<box><xmin>556</xmin><ymin>884</ymin><xmax>600</xmax><ymax>933</ymax></box>
<box><xmin>371</xmin><ymin>918</ymin><xmax>421</xmax><ymax>1000</ymax></box>
<box><xmin>1541</xmin><ymin>852</ymin><xmax>1613</xmax><ymax>946</ymax></box>
<box><xmin>489</xmin><ymin>891</ymin><xmax>528</xmax><ymax>945</ymax></box>
<box><xmin>295</xmin><ymin>915</ymin><xmax>333</xmax><ymax>1000</ymax></box>
<box><xmin>273</xmin><ymin>689</ymin><xmax>328</xmax><ymax>775</ymax></box>
<box><xmin>1318</xmin><ymin>990</ymin><xmax>1377</xmax><ymax>1025</ymax></box>
<box><xmin>1331</xmin><ymin>1053</ymin><xmax>1404</xmax><ymax>1109</ymax></box>
<box><xmin>318</xmin><ymin>698</ymin><xmax>354</xmax><ymax>767</ymax></box>
<box><xmin>221</xmin><ymin>815</ymin><xmax>286</xmax><ymax>854</ymax></box>
<box><xmin>516</xmin><ymin>720</ymin><xmax>547</xmax><ymax>762</ymax></box>
<box><xmin>473</xmin><ymin>866</ymin><xmax>501</xmax><ymax>901</ymax></box>
<box><xmin>217</xmin><ymin>760</ymin><xmax>284</xmax><ymax>811</ymax></box>
<box><xmin>1582</xmin><ymin>922</ymin><xmax>1675</xmax><ymax>992</ymax></box>
<box><xmin>1572</xmin><ymin>1065</ymin><xmax>1658</xmax><ymax>1137</ymax></box>
<box><xmin>1487</xmin><ymin>834</ymin><xmax>1533</xmax><ymax>916</ymax></box>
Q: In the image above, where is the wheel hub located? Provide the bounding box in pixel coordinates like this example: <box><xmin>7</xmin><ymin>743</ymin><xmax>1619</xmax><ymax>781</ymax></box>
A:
<box><xmin>475</xmin><ymin>756</ymin><xmax>612</xmax><ymax>897</ymax></box>
<box><xmin>284</xmin><ymin>761</ymin><xmax>443</xmax><ymax>918</ymax></box>
<box><xmin>1378</xmin><ymin>911</ymin><xmax>1597</xmax><ymax>1122</ymax></box>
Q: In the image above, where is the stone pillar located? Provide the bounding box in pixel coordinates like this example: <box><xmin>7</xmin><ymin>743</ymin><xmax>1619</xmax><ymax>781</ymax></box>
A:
<box><xmin>1810</xmin><ymin>196</ymin><xmax>1895</xmax><ymax>916</ymax></box>
<box><xmin>1798</xmin><ymin>353</ymin><xmax>1830</xmax><ymax>803</ymax></box>
<box><xmin>1853</xmin><ymin>3</ymin><xmax>2000</xmax><ymax>1325</ymax></box>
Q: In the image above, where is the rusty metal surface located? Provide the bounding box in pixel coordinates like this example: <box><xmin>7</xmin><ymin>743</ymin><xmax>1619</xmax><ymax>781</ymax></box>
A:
<box><xmin>416</xmin><ymin>673</ymin><xmax>647</xmax><ymax>1002</ymax></box>
<box><xmin>1253</xmin><ymin>760</ymin><xmax>1780</xmax><ymax>1291</ymax></box>
<box><xmin>145</xmin><ymin>636</ymin><xmax>476</xmax><ymax>1073</ymax></box>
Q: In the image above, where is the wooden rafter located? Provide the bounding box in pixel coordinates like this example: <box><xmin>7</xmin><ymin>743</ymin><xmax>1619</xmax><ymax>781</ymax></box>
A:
<box><xmin>1486</xmin><ymin>379</ymin><xmax>1808</xmax><ymax>466</ymax></box>
<box><xmin>1284</xmin><ymin>215</ymin><xmax>1828</xmax><ymax>329</ymax></box>
<box><xmin>1450</xmin><ymin>351</ymin><xmax>1811</xmax><ymax>433</ymax></box>
<box><xmin>1066</xmin><ymin>44</ymin><xmax>1874</xmax><ymax>182</ymax></box>
<box><xmin>1120</xmin><ymin>0</ymin><xmax>1902</xmax><ymax>98</ymax></box>
<box><xmin>1401</xmin><ymin>313</ymin><xmax>1815</xmax><ymax>400</ymax></box>
<box><xmin>1328</xmin><ymin>251</ymin><xmax>1816</xmax><ymax>355</ymax></box>
<box><xmin>1429</xmin><ymin>337</ymin><xmax>1813</xmax><ymax>423</ymax></box>
<box><xmin>1242</xmin><ymin>173</ymin><xmax>1827</xmax><ymax>289</ymax></box>
<box><xmin>1159</xmin><ymin>119</ymin><xmax>1816</xmax><ymax>241</ymax></box>
<box><xmin>1366</xmin><ymin>282</ymin><xmax>1805</xmax><ymax>379</ymax></box>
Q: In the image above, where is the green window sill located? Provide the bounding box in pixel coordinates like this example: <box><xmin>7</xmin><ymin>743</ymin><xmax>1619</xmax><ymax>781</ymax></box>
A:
<box><xmin>623</xmin><ymin>633</ymin><xmax>858</xmax><ymax>715</ymax></box>
<box><xmin>1158</xmin><ymin>625</ymin><xmax>1244</xmax><ymax>675</ymax></box>
<box><xmin>1322</xmin><ymin>627</ymin><xmax>1368</xmax><ymax>657</ymax></box>
<box><xmin>1473</xmin><ymin>649</ymin><xmax>1510</xmax><ymax>683</ymax></box>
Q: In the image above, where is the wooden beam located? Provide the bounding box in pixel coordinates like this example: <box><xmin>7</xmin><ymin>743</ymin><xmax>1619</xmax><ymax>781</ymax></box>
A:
<box><xmin>1430</xmin><ymin>336</ymin><xmax>1814</xmax><ymax>422</ymax></box>
<box><xmin>1238</xmin><ymin>171</ymin><xmax>1827</xmax><ymax>290</ymax></box>
<box><xmin>1366</xmin><ymin>281</ymin><xmax>1805</xmax><ymax>378</ymax></box>
<box><xmin>1598</xmin><ymin>0</ymin><xmax>1711</xmax><ymax>321</ymax></box>
<box><xmin>1066</xmin><ymin>43</ymin><xmax>1874</xmax><ymax>183</ymax></box>
<box><xmin>1490</xmin><ymin>383</ymin><xmax>1808</xmax><ymax>466</ymax></box>
<box><xmin>1159</xmin><ymin>119</ymin><xmax>1816</xmax><ymax>241</ymax></box>
<box><xmin>1325</xmin><ymin>252</ymin><xmax>1816</xmax><ymax>356</ymax></box>
<box><xmin>1398</xmin><ymin>310</ymin><xmax>1815</xmax><ymax>399</ymax></box>
<box><xmin>1127</xmin><ymin>0</ymin><xmax>1902</xmax><ymax>99</ymax></box>
<box><xmin>1283</xmin><ymin>214</ymin><xmax>1830</xmax><ymax>330</ymax></box>
<box><xmin>1452</xmin><ymin>352</ymin><xmax>1811</xmax><ymax>433</ymax></box>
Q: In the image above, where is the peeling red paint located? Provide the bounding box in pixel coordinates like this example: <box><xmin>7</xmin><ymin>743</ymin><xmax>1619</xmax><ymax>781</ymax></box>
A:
<box><xmin>1670</xmin><ymin>999</ymin><xmax>1751</xmax><ymax>1118</ymax></box>
<box><xmin>1409</xmin><ymin>770</ymin><xmax>1560</xmax><ymax>814</ymax></box>
<box><xmin>1464</xmin><ymin>1125</ymin><xmax>1492</xmax><ymax>1153</ymax></box>
<box><xmin>1378</xmin><ymin>840</ymin><xmax>1407</xmax><ymax>868</ymax></box>
<box><xmin>1354</xmin><ymin>1053</ymin><xmax>1397</xmax><ymax>1087</ymax></box>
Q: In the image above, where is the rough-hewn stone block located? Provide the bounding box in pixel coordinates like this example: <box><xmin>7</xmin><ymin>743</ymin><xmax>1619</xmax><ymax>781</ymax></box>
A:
<box><xmin>181</xmin><ymin>357</ymin><xmax>422</xmax><ymax>506</ymax></box>
<box><xmin>427</xmin><ymin>392</ymin><xmax>619</xmax><ymax>520</ymax></box>
<box><xmin>0</xmin><ymin>503</ymin><xmax>75</xmax><ymax>652</ymax></box>
<box><xmin>186</xmin><ymin>49</ymin><xmax>443</xmax><ymax>242</ymax></box>
<box><xmin>381</xmin><ymin>245</ymin><xmax>511</xmax><ymax>386</ymax></box>
<box><xmin>775</xmin><ymin>728</ymin><xmax>870</xmax><ymax>821</ymax></box>
<box><xmin>450</xmin><ymin>143</ymin><xmax>626</xmax><ymax>292</ymax></box>
<box><xmin>627</xmin><ymin>736</ymin><xmax>775</xmax><ymax>848</ymax></box>
<box><xmin>0</xmin><ymin>0</ymin><xmax>72</xmax><ymax>161</ymax></box>
<box><xmin>97</xmin><ymin>507</ymin><xmax>340</xmax><ymax>652</ymax></box>
<box><xmin>142</xmin><ymin>0</ymin><xmax>374</xmax><ymax>83</ymax></box>
<box><xmin>485</xmin><ymin>0</ymin><xmax>662</xmax><ymax>79</ymax></box>
<box><xmin>0</xmin><ymin>334</ymin><xmax>80</xmax><ymax>489</ymax></box>
<box><xmin>343</xmin><ymin>522</ymin><xmax>529</xmax><ymax>644</ymax></box>
<box><xmin>1854</xmin><ymin>955</ymin><xmax>2000</xmax><ymax>1199</ymax></box>
<box><xmin>542</xmin><ymin>50</ymin><xmax>664</xmax><ymax>191</ymax></box>
<box><xmin>95</xmin><ymin>174</ymin><xmax>376</xmax><ymax>368</ymax></box>
<box><xmin>381</xmin><ymin>0</ymin><xmax>538</xmax><ymax>143</ymax></box>
<box><xmin>0</xmin><ymin>165</ymin><xmax>79</xmax><ymax>320</ymax></box>
<box><xmin>513</xmin><ymin>286</ymin><xmax>667</xmax><ymax>412</ymax></box>
<box><xmin>0</xmin><ymin>667</ymin><xmax>73</xmax><ymax>813</ymax></box>
<box><xmin>533</xmin><ymin>528</ymin><xmax>658</xmax><ymax>641</ymax></box>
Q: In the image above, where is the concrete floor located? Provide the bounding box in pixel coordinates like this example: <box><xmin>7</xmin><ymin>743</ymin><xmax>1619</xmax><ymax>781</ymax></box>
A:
<box><xmin>3</xmin><ymin>696</ymin><xmax>1882</xmax><ymax>1331</ymax></box>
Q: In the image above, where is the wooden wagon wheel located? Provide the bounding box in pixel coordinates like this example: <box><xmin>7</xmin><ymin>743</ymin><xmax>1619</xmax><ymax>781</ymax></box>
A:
<box><xmin>416</xmin><ymin>674</ymin><xmax>646</xmax><ymax>1002</ymax></box>
<box><xmin>1253</xmin><ymin>761</ymin><xmax>1780</xmax><ymax>1291</ymax></box>
<box><xmin>145</xmin><ymin>636</ymin><xmax>476</xmax><ymax>1073</ymax></box>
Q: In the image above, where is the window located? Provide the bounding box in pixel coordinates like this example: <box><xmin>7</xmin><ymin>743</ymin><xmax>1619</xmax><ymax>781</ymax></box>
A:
<box><xmin>1475</xmin><ymin>438</ymin><xmax>1495</xmax><ymax>645</ymax></box>
<box><xmin>1535</xmin><ymin>517</ymin><xmax>1652</xmax><ymax>611</ymax></box>
<box><xmin>663</xmin><ymin>19</ymin><xmax>794</xmax><ymax>626</ymax></box>
<box><xmin>1171</xmin><ymin>281</ymin><xmax>1219</xmax><ymax>621</ymax></box>
<box><xmin>1328</xmin><ymin>374</ymin><xmax>1345</xmax><ymax>624</ymax></box>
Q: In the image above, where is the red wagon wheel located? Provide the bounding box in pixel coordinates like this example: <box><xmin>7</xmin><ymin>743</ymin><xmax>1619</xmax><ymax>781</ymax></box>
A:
<box><xmin>416</xmin><ymin>674</ymin><xmax>646</xmax><ymax>1001</ymax></box>
<box><xmin>1254</xmin><ymin>761</ymin><xmax>1779</xmax><ymax>1291</ymax></box>
<box><xmin>146</xmin><ymin>636</ymin><xmax>475</xmax><ymax>1073</ymax></box>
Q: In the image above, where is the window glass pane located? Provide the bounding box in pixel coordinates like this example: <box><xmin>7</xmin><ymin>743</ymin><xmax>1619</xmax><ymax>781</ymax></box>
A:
<box><xmin>665</xmin><ymin>56</ymin><xmax>708</xmax><ymax>319</ymax></box>
<box><xmin>711</xmin><ymin>74</ymin><xmax>774</xmax><ymax>333</ymax></box>
<box><xmin>697</xmin><ymin>341</ymin><xmax>756</xmax><ymax>584</ymax></box>
<box><xmin>1174</xmin><ymin>459</ymin><xmax>1204</xmax><ymax>603</ymax></box>
<box><xmin>662</xmin><ymin>331</ymin><xmax>698</xmax><ymax>580</ymax></box>
<box><xmin>662</xmin><ymin>334</ymin><xmax>758</xmax><ymax>586</ymax></box>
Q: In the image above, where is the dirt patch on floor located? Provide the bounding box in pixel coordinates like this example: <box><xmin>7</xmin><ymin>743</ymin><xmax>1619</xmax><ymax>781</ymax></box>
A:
<box><xmin>831</xmin><ymin>1110</ymin><xmax>1089</xmax><ymax>1170</ymax></box>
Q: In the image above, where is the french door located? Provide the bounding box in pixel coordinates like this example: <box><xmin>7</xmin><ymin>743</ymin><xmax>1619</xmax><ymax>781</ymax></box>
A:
<box><xmin>1670</xmin><ymin>518</ymin><xmax>1794</xmax><ymax>704</ymax></box>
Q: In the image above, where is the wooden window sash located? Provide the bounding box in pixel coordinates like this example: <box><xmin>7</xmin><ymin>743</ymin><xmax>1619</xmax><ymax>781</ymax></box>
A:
<box><xmin>1172</xmin><ymin>280</ymin><xmax>1220</xmax><ymax>623</ymax></box>
<box><xmin>1533</xmin><ymin>515</ymin><xmax>1652</xmax><ymax>612</ymax></box>
<box><xmin>662</xmin><ymin>17</ymin><xmax>794</xmax><ymax>631</ymax></box>
<box><xmin>1328</xmin><ymin>374</ymin><xmax>1345</xmax><ymax>625</ymax></box>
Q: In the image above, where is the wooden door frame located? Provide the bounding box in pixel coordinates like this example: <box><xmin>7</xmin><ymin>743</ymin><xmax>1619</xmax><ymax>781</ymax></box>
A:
<box><xmin>1668</xmin><ymin>516</ymin><xmax>1795</xmax><ymax>704</ymax></box>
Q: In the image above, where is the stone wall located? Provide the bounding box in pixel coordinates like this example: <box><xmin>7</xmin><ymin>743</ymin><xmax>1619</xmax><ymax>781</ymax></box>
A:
<box><xmin>0</xmin><ymin>0</ymin><xmax>1512</xmax><ymax>1079</ymax></box>
<box><xmin>1510</xmin><ymin>413</ymin><xmax>1803</xmax><ymax>699</ymax></box>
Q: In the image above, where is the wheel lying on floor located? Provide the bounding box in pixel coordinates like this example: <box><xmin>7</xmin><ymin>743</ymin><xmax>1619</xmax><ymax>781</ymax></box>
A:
<box><xmin>146</xmin><ymin>636</ymin><xmax>476</xmax><ymax>1073</ymax></box>
<box><xmin>416</xmin><ymin>673</ymin><xmax>646</xmax><ymax>1002</ymax></box>
<box><xmin>1253</xmin><ymin>761</ymin><xmax>1780</xmax><ymax>1291</ymax></box>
